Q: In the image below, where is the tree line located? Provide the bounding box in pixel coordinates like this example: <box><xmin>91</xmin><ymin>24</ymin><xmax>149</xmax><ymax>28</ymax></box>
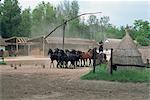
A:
<box><xmin>0</xmin><ymin>0</ymin><xmax>149</xmax><ymax>46</ymax></box>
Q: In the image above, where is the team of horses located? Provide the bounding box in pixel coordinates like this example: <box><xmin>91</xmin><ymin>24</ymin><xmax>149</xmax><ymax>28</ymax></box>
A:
<box><xmin>48</xmin><ymin>48</ymin><xmax>107</xmax><ymax>69</ymax></box>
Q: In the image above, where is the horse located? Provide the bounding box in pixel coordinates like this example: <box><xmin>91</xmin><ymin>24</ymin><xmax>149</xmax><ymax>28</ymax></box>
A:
<box><xmin>65</xmin><ymin>49</ymin><xmax>79</xmax><ymax>69</ymax></box>
<box><xmin>70</xmin><ymin>49</ymin><xmax>80</xmax><ymax>67</ymax></box>
<box><xmin>78</xmin><ymin>49</ymin><xmax>93</xmax><ymax>67</ymax></box>
<box><xmin>48</xmin><ymin>48</ymin><xmax>59</xmax><ymax>68</ymax></box>
<box><xmin>57</xmin><ymin>49</ymin><xmax>68</xmax><ymax>68</ymax></box>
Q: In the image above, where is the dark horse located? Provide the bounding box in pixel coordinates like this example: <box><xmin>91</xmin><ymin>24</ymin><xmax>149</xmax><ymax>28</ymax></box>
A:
<box><xmin>65</xmin><ymin>49</ymin><xmax>80</xmax><ymax>68</ymax></box>
<box><xmin>48</xmin><ymin>48</ymin><xmax>59</xmax><ymax>68</ymax></box>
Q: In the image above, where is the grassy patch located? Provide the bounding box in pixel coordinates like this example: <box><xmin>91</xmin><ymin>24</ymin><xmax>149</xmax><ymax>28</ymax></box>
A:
<box><xmin>0</xmin><ymin>61</ymin><xmax>7</xmax><ymax>65</ymax></box>
<box><xmin>81</xmin><ymin>64</ymin><xmax>150</xmax><ymax>83</ymax></box>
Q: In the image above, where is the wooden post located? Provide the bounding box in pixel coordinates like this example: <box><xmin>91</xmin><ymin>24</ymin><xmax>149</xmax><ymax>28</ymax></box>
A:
<box><xmin>43</xmin><ymin>36</ymin><xmax>45</xmax><ymax>56</ymax></box>
<box><xmin>110</xmin><ymin>48</ymin><xmax>113</xmax><ymax>75</ymax></box>
<box><xmin>62</xmin><ymin>20</ymin><xmax>67</xmax><ymax>50</ymax></box>
<box><xmin>28</xmin><ymin>43</ymin><xmax>30</xmax><ymax>56</ymax></box>
<box><xmin>93</xmin><ymin>48</ymin><xmax>96</xmax><ymax>73</ymax></box>
<box><xmin>16</xmin><ymin>43</ymin><xmax>18</xmax><ymax>53</ymax></box>
<box><xmin>147</xmin><ymin>59</ymin><xmax>149</xmax><ymax>67</ymax></box>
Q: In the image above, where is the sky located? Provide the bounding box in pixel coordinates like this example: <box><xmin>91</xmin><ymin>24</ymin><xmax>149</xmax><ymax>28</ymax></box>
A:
<box><xmin>1</xmin><ymin>0</ymin><xmax>150</xmax><ymax>26</ymax></box>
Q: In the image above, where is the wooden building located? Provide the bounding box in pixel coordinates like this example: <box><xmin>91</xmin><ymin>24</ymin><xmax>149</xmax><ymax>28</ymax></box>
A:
<box><xmin>5</xmin><ymin>37</ymin><xmax>29</xmax><ymax>56</ymax></box>
<box><xmin>0</xmin><ymin>37</ymin><xmax>6</xmax><ymax>51</ymax></box>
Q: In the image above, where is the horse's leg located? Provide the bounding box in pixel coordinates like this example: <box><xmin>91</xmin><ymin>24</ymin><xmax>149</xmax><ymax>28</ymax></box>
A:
<box><xmin>50</xmin><ymin>61</ymin><xmax>52</xmax><ymax>68</ymax></box>
<box><xmin>89</xmin><ymin>58</ymin><xmax>91</xmax><ymax>66</ymax></box>
<box><xmin>83</xmin><ymin>59</ymin><xmax>86</xmax><ymax>67</ymax></box>
<box><xmin>71</xmin><ymin>61</ymin><xmax>75</xmax><ymax>69</ymax></box>
<box><xmin>73</xmin><ymin>61</ymin><xmax>75</xmax><ymax>69</ymax></box>
<box><xmin>68</xmin><ymin>61</ymin><xmax>71</xmax><ymax>68</ymax></box>
<box><xmin>76</xmin><ymin>60</ymin><xmax>79</xmax><ymax>67</ymax></box>
<box><xmin>57</xmin><ymin>61</ymin><xmax>59</xmax><ymax>68</ymax></box>
<box><xmin>51</xmin><ymin>60</ymin><xmax>54</xmax><ymax>68</ymax></box>
<box><xmin>65</xmin><ymin>61</ymin><xmax>68</xmax><ymax>68</ymax></box>
<box><xmin>80</xmin><ymin>59</ymin><xmax>82</xmax><ymax>67</ymax></box>
<box><xmin>53</xmin><ymin>61</ymin><xmax>55</xmax><ymax>68</ymax></box>
<box><xmin>60</xmin><ymin>61</ymin><xmax>63</xmax><ymax>68</ymax></box>
<box><xmin>81</xmin><ymin>59</ymin><xmax>83</xmax><ymax>67</ymax></box>
<box><xmin>86</xmin><ymin>59</ymin><xmax>88</xmax><ymax>66</ymax></box>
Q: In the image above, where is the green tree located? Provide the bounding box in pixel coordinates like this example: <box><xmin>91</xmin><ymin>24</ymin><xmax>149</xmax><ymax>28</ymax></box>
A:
<box><xmin>55</xmin><ymin>0</ymin><xmax>80</xmax><ymax>38</ymax></box>
<box><xmin>31</xmin><ymin>1</ymin><xmax>56</xmax><ymax>37</ymax></box>
<box><xmin>1</xmin><ymin>0</ymin><xmax>21</xmax><ymax>38</ymax></box>
<box><xmin>133</xmin><ymin>20</ymin><xmax>150</xmax><ymax>46</ymax></box>
<box><xmin>87</xmin><ymin>15</ymin><xmax>99</xmax><ymax>39</ymax></box>
<box><xmin>136</xmin><ymin>35</ymin><xmax>149</xmax><ymax>46</ymax></box>
<box><xmin>0</xmin><ymin>2</ymin><xmax>3</xmax><ymax>36</ymax></box>
<box><xmin>20</xmin><ymin>8</ymin><xmax>31</xmax><ymax>37</ymax></box>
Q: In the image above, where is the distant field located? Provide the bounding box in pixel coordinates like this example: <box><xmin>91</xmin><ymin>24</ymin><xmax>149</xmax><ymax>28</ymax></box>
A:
<box><xmin>81</xmin><ymin>64</ymin><xmax>150</xmax><ymax>83</ymax></box>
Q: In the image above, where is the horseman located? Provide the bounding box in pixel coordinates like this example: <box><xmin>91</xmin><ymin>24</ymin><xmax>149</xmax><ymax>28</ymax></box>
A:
<box><xmin>0</xmin><ymin>49</ymin><xmax>4</xmax><ymax>62</ymax></box>
<box><xmin>98</xmin><ymin>40</ymin><xmax>103</xmax><ymax>53</ymax></box>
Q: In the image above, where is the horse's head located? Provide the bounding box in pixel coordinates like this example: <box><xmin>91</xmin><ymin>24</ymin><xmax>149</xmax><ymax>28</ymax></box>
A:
<box><xmin>54</xmin><ymin>48</ymin><xmax>59</xmax><ymax>53</ymax></box>
<box><xmin>65</xmin><ymin>49</ymin><xmax>70</xmax><ymax>53</ymax></box>
<box><xmin>48</xmin><ymin>49</ymin><xmax>53</xmax><ymax>55</ymax></box>
<box><xmin>71</xmin><ymin>49</ymin><xmax>76</xmax><ymax>54</ymax></box>
<box><xmin>88</xmin><ymin>49</ymin><xmax>92</xmax><ymax>52</ymax></box>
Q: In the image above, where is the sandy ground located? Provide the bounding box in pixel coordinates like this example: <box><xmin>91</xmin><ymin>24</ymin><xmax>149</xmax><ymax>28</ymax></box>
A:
<box><xmin>0</xmin><ymin>57</ymin><xmax>150</xmax><ymax>100</ymax></box>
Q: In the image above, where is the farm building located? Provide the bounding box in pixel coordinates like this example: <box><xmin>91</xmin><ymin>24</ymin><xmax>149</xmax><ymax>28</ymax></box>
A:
<box><xmin>28</xmin><ymin>36</ymin><xmax>98</xmax><ymax>56</ymax></box>
<box><xmin>112</xmin><ymin>29</ymin><xmax>144</xmax><ymax>66</ymax></box>
<box><xmin>5</xmin><ymin>37</ymin><xmax>29</xmax><ymax>56</ymax></box>
<box><xmin>103</xmin><ymin>38</ymin><xmax>150</xmax><ymax>64</ymax></box>
<box><xmin>0</xmin><ymin>36</ymin><xmax>6</xmax><ymax>51</ymax></box>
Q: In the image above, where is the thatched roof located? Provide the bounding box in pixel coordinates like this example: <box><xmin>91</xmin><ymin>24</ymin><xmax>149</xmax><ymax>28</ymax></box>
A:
<box><xmin>0</xmin><ymin>37</ymin><xmax>6</xmax><ymax>46</ymax></box>
<box><xmin>112</xmin><ymin>29</ymin><xmax>144</xmax><ymax>66</ymax></box>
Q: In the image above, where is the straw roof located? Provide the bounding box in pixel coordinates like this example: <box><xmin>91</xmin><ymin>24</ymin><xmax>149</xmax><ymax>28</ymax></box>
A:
<box><xmin>0</xmin><ymin>37</ymin><xmax>6</xmax><ymax>46</ymax></box>
<box><xmin>112</xmin><ymin>29</ymin><xmax>144</xmax><ymax>66</ymax></box>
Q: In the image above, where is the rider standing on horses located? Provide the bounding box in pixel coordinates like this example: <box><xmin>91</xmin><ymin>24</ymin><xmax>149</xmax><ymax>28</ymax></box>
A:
<box><xmin>99</xmin><ymin>40</ymin><xmax>103</xmax><ymax>53</ymax></box>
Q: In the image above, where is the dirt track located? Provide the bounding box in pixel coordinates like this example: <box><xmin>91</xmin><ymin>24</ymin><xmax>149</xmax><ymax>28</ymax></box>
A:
<box><xmin>0</xmin><ymin>57</ymin><xmax>150</xmax><ymax>100</ymax></box>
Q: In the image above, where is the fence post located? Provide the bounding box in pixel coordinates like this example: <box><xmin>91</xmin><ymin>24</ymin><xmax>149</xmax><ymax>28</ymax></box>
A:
<box><xmin>147</xmin><ymin>59</ymin><xmax>149</xmax><ymax>67</ymax></box>
<box><xmin>93</xmin><ymin>48</ymin><xmax>96</xmax><ymax>73</ymax></box>
<box><xmin>43</xmin><ymin>36</ymin><xmax>45</xmax><ymax>56</ymax></box>
<box><xmin>110</xmin><ymin>48</ymin><xmax>113</xmax><ymax>75</ymax></box>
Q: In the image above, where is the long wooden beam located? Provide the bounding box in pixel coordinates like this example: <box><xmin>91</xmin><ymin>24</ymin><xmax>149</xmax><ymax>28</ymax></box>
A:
<box><xmin>113</xmin><ymin>64</ymin><xmax>149</xmax><ymax>68</ymax></box>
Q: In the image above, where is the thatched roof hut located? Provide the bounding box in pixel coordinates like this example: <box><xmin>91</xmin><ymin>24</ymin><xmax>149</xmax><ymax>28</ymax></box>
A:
<box><xmin>112</xmin><ymin>29</ymin><xmax>144</xmax><ymax>66</ymax></box>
